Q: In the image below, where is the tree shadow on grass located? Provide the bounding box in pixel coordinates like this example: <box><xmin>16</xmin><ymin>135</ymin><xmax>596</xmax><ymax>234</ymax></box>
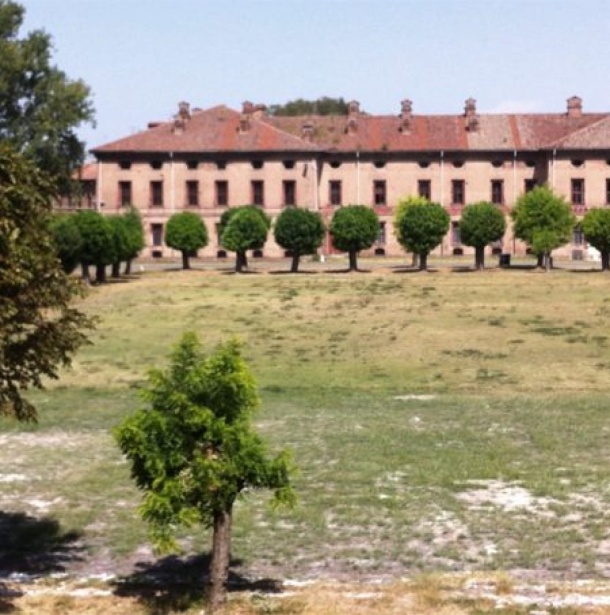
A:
<box><xmin>113</xmin><ymin>553</ymin><xmax>282</xmax><ymax>615</ymax></box>
<box><xmin>0</xmin><ymin>511</ymin><xmax>83</xmax><ymax>612</ymax></box>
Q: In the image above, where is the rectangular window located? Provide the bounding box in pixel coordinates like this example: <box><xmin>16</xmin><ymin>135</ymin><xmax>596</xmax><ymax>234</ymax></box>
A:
<box><xmin>329</xmin><ymin>180</ymin><xmax>342</xmax><ymax>206</ymax></box>
<box><xmin>451</xmin><ymin>180</ymin><xmax>465</xmax><ymax>205</ymax></box>
<box><xmin>150</xmin><ymin>181</ymin><xmax>163</xmax><ymax>207</ymax></box>
<box><xmin>491</xmin><ymin>180</ymin><xmax>504</xmax><ymax>205</ymax></box>
<box><xmin>573</xmin><ymin>226</ymin><xmax>584</xmax><ymax>246</ymax></box>
<box><xmin>524</xmin><ymin>179</ymin><xmax>537</xmax><ymax>193</ymax></box>
<box><xmin>186</xmin><ymin>180</ymin><xmax>199</xmax><ymax>207</ymax></box>
<box><xmin>215</xmin><ymin>181</ymin><xmax>228</xmax><ymax>206</ymax></box>
<box><xmin>283</xmin><ymin>180</ymin><xmax>296</xmax><ymax>206</ymax></box>
<box><xmin>418</xmin><ymin>180</ymin><xmax>431</xmax><ymax>200</ymax></box>
<box><xmin>606</xmin><ymin>178</ymin><xmax>610</xmax><ymax>205</ymax></box>
<box><xmin>451</xmin><ymin>221</ymin><xmax>461</xmax><ymax>245</ymax></box>
<box><xmin>377</xmin><ymin>221</ymin><xmax>387</xmax><ymax>245</ymax></box>
<box><xmin>151</xmin><ymin>223</ymin><xmax>163</xmax><ymax>247</ymax></box>
<box><xmin>118</xmin><ymin>181</ymin><xmax>132</xmax><ymax>207</ymax></box>
<box><xmin>373</xmin><ymin>180</ymin><xmax>387</xmax><ymax>206</ymax></box>
<box><xmin>571</xmin><ymin>178</ymin><xmax>585</xmax><ymax>205</ymax></box>
<box><xmin>251</xmin><ymin>180</ymin><xmax>264</xmax><ymax>206</ymax></box>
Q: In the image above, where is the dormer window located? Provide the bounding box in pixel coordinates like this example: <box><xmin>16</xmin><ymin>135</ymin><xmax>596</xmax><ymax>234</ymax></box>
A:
<box><xmin>453</xmin><ymin>160</ymin><xmax>464</xmax><ymax>168</ymax></box>
<box><xmin>186</xmin><ymin>160</ymin><xmax>198</xmax><ymax>170</ymax></box>
<box><xmin>283</xmin><ymin>160</ymin><xmax>296</xmax><ymax>169</ymax></box>
<box><xmin>374</xmin><ymin>161</ymin><xmax>386</xmax><ymax>169</ymax></box>
<box><xmin>251</xmin><ymin>160</ymin><xmax>264</xmax><ymax>170</ymax></box>
<box><xmin>150</xmin><ymin>160</ymin><xmax>163</xmax><ymax>170</ymax></box>
<box><xmin>216</xmin><ymin>160</ymin><xmax>227</xmax><ymax>170</ymax></box>
<box><xmin>119</xmin><ymin>160</ymin><xmax>131</xmax><ymax>170</ymax></box>
<box><xmin>571</xmin><ymin>159</ymin><xmax>584</xmax><ymax>168</ymax></box>
<box><xmin>330</xmin><ymin>161</ymin><xmax>341</xmax><ymax>169</ymax></box>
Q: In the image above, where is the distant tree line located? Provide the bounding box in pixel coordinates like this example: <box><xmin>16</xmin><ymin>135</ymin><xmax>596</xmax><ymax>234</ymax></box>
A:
<box><xmin>267</xmin><ymin>97</ymin><xmax>350</xmax><ymax>116</ymax></box>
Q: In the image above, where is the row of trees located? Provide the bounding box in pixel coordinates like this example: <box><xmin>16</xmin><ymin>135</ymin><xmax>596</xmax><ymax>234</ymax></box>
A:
<box><xmin>49</xmin><ymin>208</ymin><xmax>145</xmax><ymax>282</ymax></box>
<box><xmin>163</xmin><ymin>185</ymin><xmax>610</xmax><ymax>274</ymax></box>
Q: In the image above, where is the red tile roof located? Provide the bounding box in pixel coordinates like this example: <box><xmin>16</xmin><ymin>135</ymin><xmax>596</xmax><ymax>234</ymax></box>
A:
<box><xmin>91</xmin><ymin>104</ymin><xmax>610</xmax><ymax>156</ymax></box>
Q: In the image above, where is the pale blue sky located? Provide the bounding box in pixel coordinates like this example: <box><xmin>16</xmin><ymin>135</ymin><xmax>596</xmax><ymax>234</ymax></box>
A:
<box><xmin>21</xmin><ymin>0</ymin><xmax>610</xmax><ymax>155</ymax></box>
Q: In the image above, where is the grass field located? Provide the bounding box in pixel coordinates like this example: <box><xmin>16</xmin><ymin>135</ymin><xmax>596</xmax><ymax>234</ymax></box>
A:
<box><xmin>2</xmin><ymin>258</ymin><xmax>610</xmax><ymax>613</ymax></box>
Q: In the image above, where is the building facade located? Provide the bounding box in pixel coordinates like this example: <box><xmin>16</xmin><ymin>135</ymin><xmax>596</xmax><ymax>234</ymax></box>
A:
<box><xmin>84</xmin><ymin>97</ymin><xmax>610</xmax><ymax>260</ymax></box>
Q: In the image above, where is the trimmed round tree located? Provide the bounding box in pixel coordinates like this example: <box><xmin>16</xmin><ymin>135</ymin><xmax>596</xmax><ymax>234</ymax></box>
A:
<box><xmin>274</xmin><ymin>207</ymin><xmax>325</xmax><ymax>272</ymax></box>
<box><xmin>460</xmin><ymin>201</ymin><xmax>506</xmax><ymax>270</ymax></box>
<box><xmin>220</xmin><ymin>206</ymin><xmax>271</xmax><ymax>272</ymax></box>
<box><xmin>73</xmin><ymin>209</ymin><xmax>115</xmax><ymax>283</ymax></box>
<box><xmin>329</xmin><ymin>204</ymin><xmax>379</xmax><ymax>271</ymax></box>
<box><xmin>394</xmin><ymin>196</ymin><xmax>449</xmax><ymax>270</ymax></box>
<box><xmin>165</xmin><ymin>211</ymin><xmax>208</xmax><ymax>269</ymax></box>
<box><xmin>511</xmin><ymin>186</ymin><xmax>575</xmax><ymax>271</ymax></box>
<box><xmin>49</xmin><ymin>214</ymin><xmax>83</xmax><ymax>274</ymax></box>
<box><xmin>582</xmin><ymin>208</ymin><xmax>610</xmax><ymax>271</ymax></box>
<box><xmin>108</xmin><ymin>215</ymin><xmax>132</xmax><ymax>278</ymax></box>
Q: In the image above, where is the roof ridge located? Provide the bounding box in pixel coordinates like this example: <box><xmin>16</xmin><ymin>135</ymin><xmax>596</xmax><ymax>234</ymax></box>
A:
<box><xmin>546</xmin><ymin>114</ymin><xmax>610</xmax><ymax>148</ymax></box>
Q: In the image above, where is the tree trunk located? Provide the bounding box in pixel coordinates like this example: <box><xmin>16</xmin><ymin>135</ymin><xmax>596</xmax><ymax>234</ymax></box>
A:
<box><xmin>348</xmin><ymin>250</ymin><xmax>358</xmax><ymax>271</ymax></box>
<box><xmin>81</xmin><ymin>262</ymin><xmax>90</xmax><ymax>283</ymax></box>
<box><xmin>235</xmin><ymin>251</ymin><xmax>247</xmax><ymax>273</ymax></box>
<box><xmin>544</xmin><ymin>252</ymin><xmax>551</xmax><ymax>272</ymax></box>
<box><xmin>419</xmin><ymin>252</ymin><xmax>428</xmax><ymax>271</ymax></box>
<box><xmin>111</xmin><ymin>262</ymin><xmax>121</xmax><ymax>278</ymax></box>
<box><xmin>124</xmin><ymin>259</ymin><xmax>132</xmax><ymax>275</ymax></box>
<box><xmin>182</xmin><ymin>251</ymin><xmax>190</xmax><ymax>270</ymax></box>
<box><xmin>602</xmin><ymin>251</ymin><xmax>609</xmax><ymax>271</ymax></box>
<box><xmin>290</xmin><ymin>252</ymin><xmax>300</xmax><ymax>273</ymax></box>
<box><xmin>95</xmin><ymin>263</ymin><xmax>106</xmax><ymax>284</ymax></box>
<box><xmin>536</xmin><ymin>253</ymin><xmax>544</xmax><ymax>269</ymax></box>
<box><xmin>475</xmin><ymin>246</ymin><xmax>485</xmax><ymax>270</ymax></box>
<box><xmin>208</xmin><ymin>508</ymin><xmax>232</xmax><ymax>613</ymax></box>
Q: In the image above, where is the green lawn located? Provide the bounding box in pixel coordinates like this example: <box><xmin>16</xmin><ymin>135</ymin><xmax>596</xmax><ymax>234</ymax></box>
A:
<box><xmin>2</xmin><ymin>264</ymin><xmax>610</xmax><ymax>587</ymax></box>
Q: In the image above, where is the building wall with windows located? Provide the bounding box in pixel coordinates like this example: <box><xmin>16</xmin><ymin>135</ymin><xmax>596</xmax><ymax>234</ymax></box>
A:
<box><xmin>85</xmin><ymin>97</ymin><xmax>610</xmax><ymax>260</ymax></box>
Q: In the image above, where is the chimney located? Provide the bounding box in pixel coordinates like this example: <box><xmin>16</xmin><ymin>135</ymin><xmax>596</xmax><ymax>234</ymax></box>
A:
<box><xmin>252</xmin><ymin>103</ymin><xmax>267</xmax><ymax>120</ymax></box>
<box><xmin>346</xmin><ymin>100</ymin><xmax>360</xmax><ymax>135</ymax></box>
<box><xmin>301</xmin><ymin>122</ymin><xmax>315</xmax><ymax>142</ymax></box>
<box><xmin>239</xmin><ymin>100</ymin><xmax>254</xmax><ymax>133</ymax></box>
<box><xmin>567</xmin><ymin>96</ymin><xmax>583</xmax><ymax>118</ymax></box>
<box><xmin>172</xmin><ymin>101</ymin><xmax>191</xmax><ymax>134</ymax></box>
<box><xmin>464</xmin><ymin>97</ymin><xmax>479</xmax><ymax>132</ymax></box>
<box><xmin>400</xmin><ymin>99</ymin><xmax>413</xmax><ymax>133</ymax></box>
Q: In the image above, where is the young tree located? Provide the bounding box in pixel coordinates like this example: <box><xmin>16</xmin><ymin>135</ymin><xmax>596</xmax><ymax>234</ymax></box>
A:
<box><xmin>49</xmin><ymin>214</ymin><xmax>82</xmax><ymax>274</ymax></box>
<box><xmin>220</xmin><ymin>206</ymin><xmax>271</xmax><ymax>272</ymax></box>
<box><xmin>460</xmin><ymin>201</ymin><xmax>506</xmax><ymax>270</ymax></box>
<box><xmin>394</xmin><ymin>196</ymin><xmax>450</xmax><ymax>271</ymax></box>
<box><xmin>164</xmin><ymin>212</ymin><xmax>209</xmax><ymax>270</ymax></box>
<box><xmin>0</xmin><ymin>145</ymin><xmax>93</xmax><ymax>421</ymax></box>
<box><xmin>274</xmin><ymin>207</ymin><xmax>325</xmax><ymax>272</ymax></box>
<box><xmin>115</xmin><ymin>333</ymin><xmax>295</xmax><ymax>612</ymax></box>
<box><xmin>73</xmin><ymin>210</ymin><xmax>115</xmax><ymax>283</ymax></box>
<box><xmin>268</xmin><ymin>96</ymin><xmax>349</xmax><ymax>116</ymax></box>
<box><xmin>582</xmin><ymin>208</ymin><xmax>610</xmax><ymax>271</ymax></box>
<box><xmin>329</xmin><ymin>205</ymin><xmax>379</xmax><ymax>271</ymax></box>
<box><xmin>511</xmin><ymin>186</ymin><xmax>575</xmax><ymax>271</ymax></box>
<box><xmin>0</xmin><ymin>1</ymin><xmax>94</xmax><ymax>193</ymax></box>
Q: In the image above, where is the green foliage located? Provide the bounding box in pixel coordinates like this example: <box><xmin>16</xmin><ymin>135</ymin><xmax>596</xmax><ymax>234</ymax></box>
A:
<box><xmin>73</xmin><ymin>209</ymin><xmax>114</xmax><ymax>269</ymax></box>
<box><xmin>329</xmin><ymin>205</ymin><xmax>379</xmax><ymax>270</ymax></box>
<box><xmin>582</xmin><ymin>208</ymin><xmax>610</xmax><ymax>270</ymax></box>
<box><xmin>122</xmin><ymin>206</ymin><xmax>145</xmax><ymax>262</ymax></box>
<box><xmin>274</xmin><ymin>207</ymin><xmax>325</xmax><ymax>272</ymax></box>
<box><xmin>511</xmin><ymin>186</ymin><xmax>575</xmax><ymax>257</ymax></box>
<box><xmin>460</xmin><ymin>201</ymin><xmax>506</xmax><ymax>249</ymax></box>
<box><xmin>108</xmin><ymin>215</ymin><xmax>132</xmax><ymax>269</ymax></box>
<box><xmin>165</xmin><ymin>211</ymin><xmax>208</xmax><ymax>269</ymax></box>
<box><xmin>460</xmin><ymin>201</ymin><xmax>506</xmax><ymax>269</ymax></box>
<box><xmin>165</xmin><ymin>212</ymin><xmax>209</xmax><ymax>253</ymax></box>
<box><xmin>0</xmin><ymin>0</ymin><xmax>94</xmax><ymax>193</ymax></box>
<box><xmin>268</xmin><ymin>96</ymin><xmax>349</xmax><ymax>116</ymax></box>
<box><xmin>49</xmin><ymin>214</ymin><xmax>82</xmax><ymax>274</ymax></box>
<box><xmin>394</xmin><ymin>196</ymin><xmax>449</xmax><ymax>269</ymax></box>
<box><xmin>114</xmin><ymin>333</ymin><xmax>295</xmax><ymax>553</ymax></box>
<box><xmin>220</xmin><ymin>206</ymin><xmax>271</xmax><ymax>271</ymax></box>
<box><xmin>0</xmin><ymin>144</ymin><xmax>93</xmax><ymax>420</ymax></box>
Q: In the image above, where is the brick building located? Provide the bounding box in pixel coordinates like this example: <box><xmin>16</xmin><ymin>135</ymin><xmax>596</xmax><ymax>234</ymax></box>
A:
<box><xmin>86</xmin><ymin>97</ymin><xmax>610</xmax><ymax>260</ymax></box>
